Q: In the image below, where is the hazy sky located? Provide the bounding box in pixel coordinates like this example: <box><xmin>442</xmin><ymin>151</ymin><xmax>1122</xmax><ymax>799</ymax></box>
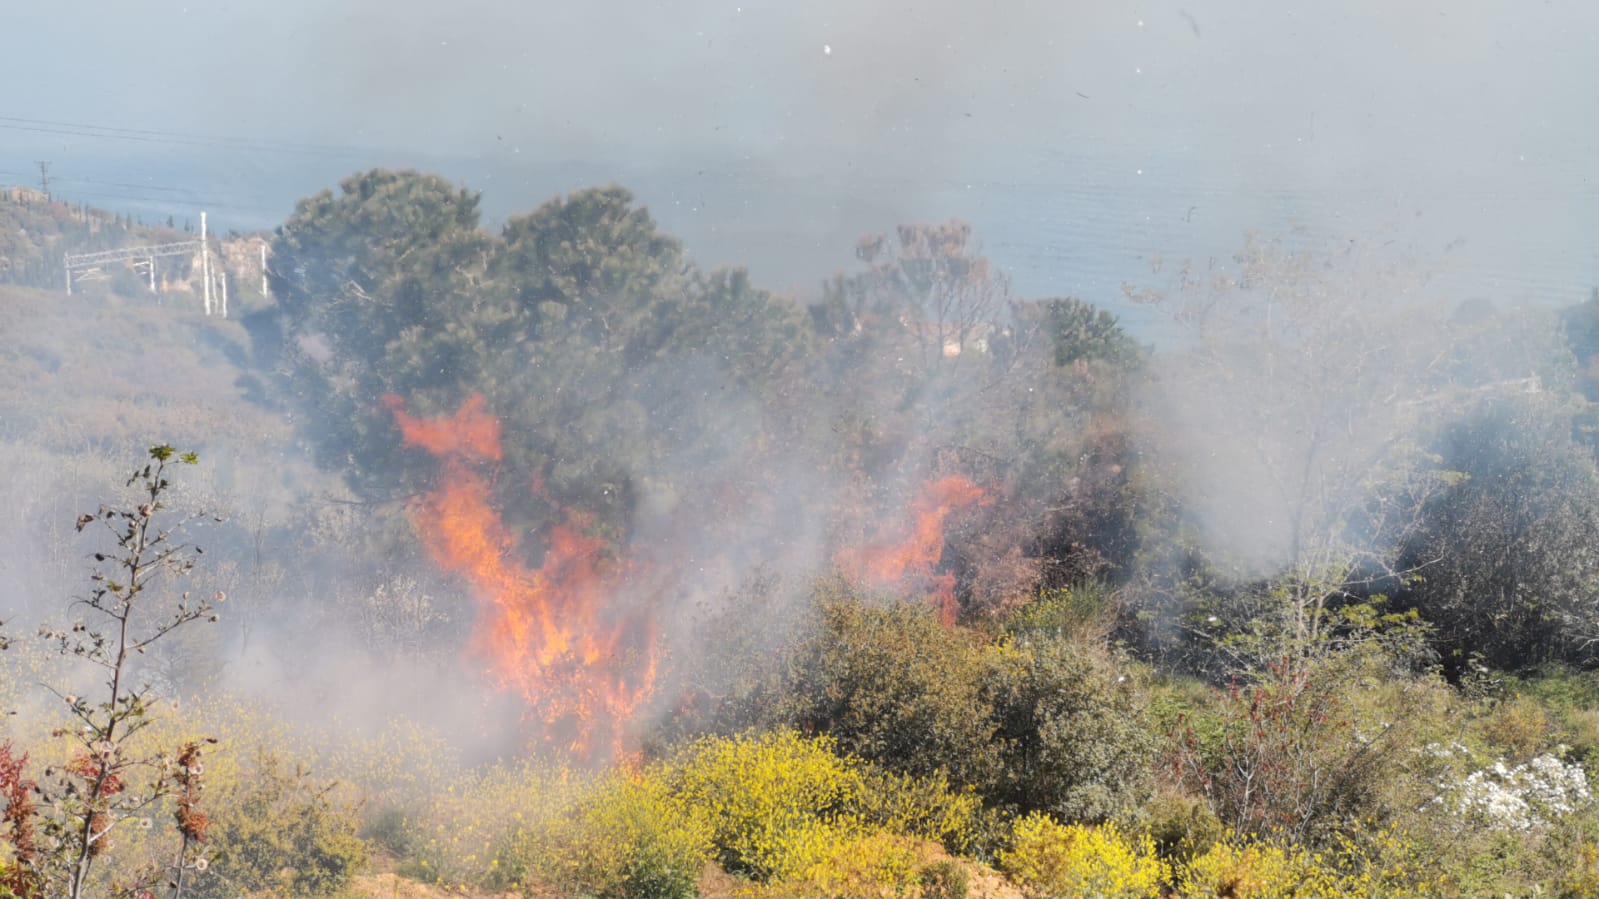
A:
<box><xmin>6</xmin><ymin>0</ymin><xmax>1593</xmax><ymax>170</ymax></box>
<box><xmin>3</xmin><ymin>0</ymin><xmax>1597</xmax><ymax>304</ymax></box>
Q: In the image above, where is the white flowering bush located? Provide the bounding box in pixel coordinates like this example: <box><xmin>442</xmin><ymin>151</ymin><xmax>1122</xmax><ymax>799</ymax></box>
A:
<box><xmin>1431</xmin><ymin>746</ymin><xmax>1592</xmax><ymax>831</ymax></box>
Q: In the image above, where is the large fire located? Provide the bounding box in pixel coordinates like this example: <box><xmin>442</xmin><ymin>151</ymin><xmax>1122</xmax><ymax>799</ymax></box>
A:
<box><xmin>835</xmin><ymin>474</ymin><xmax>991</xmax><ymax>625</ymax></box>
<box><xmin>383</xmin><ymin>394</ymin><xmax>658</xmax><ymax>757</ymax></box>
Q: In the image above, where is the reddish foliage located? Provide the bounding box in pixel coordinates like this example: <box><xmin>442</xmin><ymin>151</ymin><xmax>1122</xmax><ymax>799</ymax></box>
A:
<box><xmin>65</xmin><ymin>754</ymin><xmax>123</xmax><ymax>797</ymax></box>
<box><xmin>85</xmin><ymin>811</ymin><xmax>110</xmax><ymax>860</ymax></box>
<box><xmin>1170</xmin><ymin>659</ymin><xmax>1365</xmax><ymax>842</ymax></box>
<box><xmin>0</xmin><ymin>740</ymin><xmax>41</xmax><ymax>898</ymax></box>
<box><xmin>173</xmin><ymin>742</ymin><xmax>209</xmax><ymax>844</ymax></box>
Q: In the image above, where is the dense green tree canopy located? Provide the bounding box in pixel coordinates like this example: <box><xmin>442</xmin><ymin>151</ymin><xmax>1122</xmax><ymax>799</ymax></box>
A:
<box><xmin>258</xmin><ymin>171</ymin><xmax>816</xmax><ymax>542</ymax></box>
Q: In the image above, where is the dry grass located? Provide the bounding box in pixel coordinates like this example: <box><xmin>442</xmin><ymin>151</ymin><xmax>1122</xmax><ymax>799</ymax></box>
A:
<box><xmin>344</xmin><ymin>872</ymin><xmax>520</xmax><ymax>898</ymax></box>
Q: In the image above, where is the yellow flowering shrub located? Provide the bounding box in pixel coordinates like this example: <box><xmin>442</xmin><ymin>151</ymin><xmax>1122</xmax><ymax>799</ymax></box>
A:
<box><xmin>401</xmin><ymin>760</ymin><xmax>588</xmax><ymax>892</ymax></box>
<box><xmin>999</xmin><ymin>813</ymin><xmax>1165</xmax><ymax>899</ymax></box>
<box><xmin>1175</xmin><ymin>833</ymin><xmax>1439</xmax><ymax>899</ymax></box>
<box><xmin>1556</xmin><ymin>843</ymin><xmax>1599</xmax><ymax>898</ymax></box>
<box><xmin>1329</xmin><ymin>827</ymin><xmax>1445</xmax><ymax>899</ymax></box>
<box><xmin>547</xmin><ymin>773</ymin><xmax>711</xmax><ymax>899</ymax></box>
<box><xmin>1176</xmin><ymin>841</ymin><xmax>1329</xmax><ymax>899</ymax></box>
<box><xmin>794</xmin><ymin>830</ymin><xmax>930</xmax><ymax>898</ymax></box>
<box><xmin>857</xmin><ymin>766</ymin><xmax>988</xmax><ymax>854</ymax></box>
<box><xmin>189</xmin><ymin>749</ymin><xmax>369</xmax><ymax>899</ymax></box>
<box><xmin>666</xmin><ymin>729</ymin><xmax>865</xmax><ymax>882</ymax></box>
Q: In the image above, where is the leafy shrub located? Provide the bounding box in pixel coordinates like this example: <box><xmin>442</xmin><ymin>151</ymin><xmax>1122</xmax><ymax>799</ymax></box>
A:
<box><xmin>771</xmin><ymin>592</ymin><xmax>1153</xmax><ymax>822</ymax></box>
<box><xmin>776</xmin><ymin>597</ymin><xmax>1001</xmax><ymax>793</ymax></box>
<box><xmin>1170</xmin><ymin>652</ymin><xmax>1451</xmax><ymax>847</ymax></box>
<box><xmin>548</xmin><ymin>774</ymin><xmax>710</xmax><ymax>899</ymax></box>
<box><xmin>358</xmin><ymin>805</ymin><xmax>411</xmax><ymax>858</ymax></box>
<box><xmin>192</xmin><ymin>750</ymin><xmax>367</xmax><ymax>898</ymax></box>
<box><xmin>1143</xmin><ymin>792</ymin><xmax>1225</xmax><ymax>865</ymax></box>
<box><xmin>1004</xmin><ymin>583</ymin><xmax>1120</xmax><ymax>644</ymax></box>
<box><xmin>1502</xmin><ymin>666</ymin><xmax>1599</xmax><ymax>765</ymax></box>
<box><xmin>982</xmin><ymin>635</ymin><xmax>1153</xmax><ymax>822</ymax></box>
<box><xmin>1556</xmin><ymin>842</ymin><xmax>1599</xmax><ymax>899</ymax></box>
<box><xmin>1481</xmin><ymin>695</ymin><xmax>1551</xmax><ymax>763</ymax></box>
<box><xmin>998</xmin><ymin>813</ymin><xmax>1165</xmax><ymax>899</ymax></box>
<box><xmin>666</xmin><ymin>729</ymin><xmax>864</xmax><ymax>882</ymax></box>
<box><xmin>1398</xmin><ymin>400</ymin><xmax>1599</xmax><ymax>672</ymax></box>
<box><xmin>399</xmin><ymin>760</ymin><xmax>586</xmax><ymax>892</ymax></box>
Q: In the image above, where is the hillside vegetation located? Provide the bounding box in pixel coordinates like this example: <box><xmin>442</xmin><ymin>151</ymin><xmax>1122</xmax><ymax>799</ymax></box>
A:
<box><xmin>5</xmin><ymin>172</ymin><xmax>1599</xmax><ymax>897</ymax></box>
<box><xmin>0</xmin><ymin>186</ymin><xmax>199</xmax><ymax>290</ymax></box>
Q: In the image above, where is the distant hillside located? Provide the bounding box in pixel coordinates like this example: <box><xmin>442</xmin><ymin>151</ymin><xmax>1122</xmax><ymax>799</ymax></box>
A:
<box><xmin>0</xmin><ymin>185</ymin><xmax>272</xmax><ymax>312</ymax></box>
<box><xmin>0</xmin><ymin>281</ymin><xmax>288</xmax><ymax>455</ymax></box>
<box><xmin>0</xmin><ymin>185</ymin><xmax>194</xmax><ymax>286</ymax></box>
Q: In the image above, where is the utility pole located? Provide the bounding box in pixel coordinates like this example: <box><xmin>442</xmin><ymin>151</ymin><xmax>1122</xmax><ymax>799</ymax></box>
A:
<box><xmin>260</xmin><ymin>242</ymin><xmax>269</xmax><ymax>298</ymax></box>
<box><xmin>200</xmin><ymin>211</ymin><xmax>212</xmax><ymax>316</ymax></box>
<box><xmin>220</xmin><ymin>270</ymin><xmax>228</xmax><ymax>318</ymax></box>
<box><xmin>35</xmin><ymin>161</ymin><xmax>50</xmax><ymax>199</ymax></box>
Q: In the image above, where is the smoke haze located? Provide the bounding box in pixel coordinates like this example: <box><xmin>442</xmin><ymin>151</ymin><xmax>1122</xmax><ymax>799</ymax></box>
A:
<box><xmin>3</xmin><ymin>1</ymin><xmax>1596</xmax><ymax>307</ymax></box>
<box><xmin>2</xmin><ymin>0</ymin><xmax>1598</xmax><ymax>760</ymax></box>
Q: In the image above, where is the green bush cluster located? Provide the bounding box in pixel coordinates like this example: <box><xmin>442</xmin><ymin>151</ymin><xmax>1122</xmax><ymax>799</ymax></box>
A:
<box><xmin>760</xmin><ymin>589</ymin><xmax>1153</xmax><ymax>823</ymax></box>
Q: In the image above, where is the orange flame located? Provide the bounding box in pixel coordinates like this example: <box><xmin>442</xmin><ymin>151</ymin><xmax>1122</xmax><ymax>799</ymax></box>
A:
<box><xmin>835</xmin><ymin>474</ymin><xmax>991</xmax><ymax>625</ymax></box>
<box><xmin>385</xmin><ymin>394</ymin><xmax>657</xmax><ymax>758</ymax></box>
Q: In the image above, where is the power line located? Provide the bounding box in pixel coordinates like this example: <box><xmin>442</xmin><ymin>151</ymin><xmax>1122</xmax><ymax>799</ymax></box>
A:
<box><xmin>0</xmin><ymin>177</ymin><xmax>278</xmax><ymax>219</ymax></box>
<box><xmin>0</xmin><ymin>170</ymin><xmax>194</xmax><ymax>195</ymax></box>
<box><xmin>56</xmin><ymin>176</ymin><xmax>193</xmax><ymax>194</ymax></box>
<box><xmin>49</xmin><ymin>189</ymin><xmax>270</xmax><ymax>217</ymax></box>
<box><xmin>0</xmin><ymin>111</ymin><xmax>411</xmax><ymax>225</ymax></box>
<box><xmin>0</xmin><ymin>113</ymin><xmax>376</xmax><ymax>159</ymax></box>
<box><xmin>0</xmin><ymin>113</ymin><xmax>370</xmax><ymax>155</ymax></box>
<box><xmin>2</xmin><ymin>157</ymin><xmax>292</xmax><ymax>217</ymax></box>
<box><xmin>0</xmin><ymin>121</ymin><xmax>293</xmax><ymax>155</ymax></box>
